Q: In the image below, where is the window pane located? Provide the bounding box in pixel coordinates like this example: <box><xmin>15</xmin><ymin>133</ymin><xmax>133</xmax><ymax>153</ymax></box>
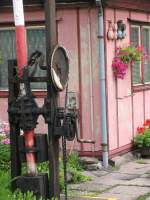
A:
<box><xmin>143</xmin><ymin>28</ymin><xmax>150</xmax><ymax>83</ymax></box>
<box><xmin>132</xmin><ymin>62</ymin><xmax>141</xmax><ymax>84</ymax></box>
<box><xmin>131</xmin><ymin>27</ymin><xmax>139</xmax><ymax>46</ymax></box>
<box><xmin>27</xmin><ymin>28</ymin><xmax>46</xmax><ymax>89</ymax></box>
<box><xmin>0</xmin><ymin>27</ymin><xmax>46</xmax><ymax>90</ymax></box>
<box><xmin>131</xmin><ymin>26</ymin><xmax>141</xmax><ymax>85</ymax></box>
<box><xmin>0</xmin><ymin>30</ymin><xmax>15</xmax><ymax>89</ymax></box>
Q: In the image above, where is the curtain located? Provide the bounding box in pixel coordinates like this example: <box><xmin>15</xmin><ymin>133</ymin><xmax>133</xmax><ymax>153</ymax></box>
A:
<box><xmin>0</xmin><ymin>27</ymin><xmax>46</xmax><ymax>90</ymax></box>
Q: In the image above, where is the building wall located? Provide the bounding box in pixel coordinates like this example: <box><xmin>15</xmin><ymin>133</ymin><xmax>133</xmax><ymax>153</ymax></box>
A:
<box><xmin>1</xmin><ymin>6</ymin><xmax>150</xmax><ymax>157</ymax></box>
<box><xmin>0</xmin><ymin>7</ymin><xmax>101</xmax><ymax>154</ymax></box>
<box><xmin>105</xmin><ymin>8</ymin><xmax>150</xmax><ymax>155</ymax></box>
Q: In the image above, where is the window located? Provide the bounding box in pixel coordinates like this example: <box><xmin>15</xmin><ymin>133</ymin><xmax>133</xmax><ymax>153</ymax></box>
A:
<box><xmin>131</xmin><ymin>25</ymin><xmax>150</xmax><ymax>87</ymax></box>
<box><xmin>0</xmin><ymin>26</ymin><xmax>46</xmax><ymax>90</ymax></box>
<box><xmin>143</xmin><ymin>27</ymin><xmax>150</xmax><ymax>83</ymax></box>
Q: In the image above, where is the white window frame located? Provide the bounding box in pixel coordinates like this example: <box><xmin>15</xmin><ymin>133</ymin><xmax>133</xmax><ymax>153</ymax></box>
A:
<box><xmin>143</xmin><ymin>26</ymin><xmax>150</xmax><ymax>84</ymax></box>
<box><xmin>131</xmin><ymin>25</ymin><xmax>142</xmax><ymax>86</ymax></box>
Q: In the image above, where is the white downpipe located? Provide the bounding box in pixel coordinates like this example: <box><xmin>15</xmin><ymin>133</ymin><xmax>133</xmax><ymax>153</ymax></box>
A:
<box><xmin>97</xmin><ymin>0</ymin><xmax>109</xmax><ymax>168</ymax></box>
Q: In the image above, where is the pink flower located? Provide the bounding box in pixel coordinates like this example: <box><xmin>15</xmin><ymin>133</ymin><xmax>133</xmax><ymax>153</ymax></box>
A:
<box><xmin>112</xmin><ymin>57</ymin><xmax>128</xmax><ymax>79</ymax></box>
<box><xmin>1</xmin><ymin>138</ymin><xmax>10</xmax><ymax>145</ymax></box>
<box><xmin>112</xmin><ymin>44</ymin><xmax>148</xmax><ymax>79</ymax></box>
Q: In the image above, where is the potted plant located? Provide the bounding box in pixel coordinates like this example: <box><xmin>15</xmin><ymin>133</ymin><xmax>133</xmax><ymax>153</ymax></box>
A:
<box><xmin>134</xmin><ymin>119</ymin><xmax>150</xmax><ymax>156</ymax></box>
<box><xmin>112</xmin><ymin>45</ymin><xmax>147</xmax><ymax>79</ymax></box>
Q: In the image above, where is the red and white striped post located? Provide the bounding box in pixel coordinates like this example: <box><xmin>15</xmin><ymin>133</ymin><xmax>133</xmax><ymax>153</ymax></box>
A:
<box><xmin>12</xmin><ymin>0</ymin><xmax>37</xmax><ymax>174</ymax></box>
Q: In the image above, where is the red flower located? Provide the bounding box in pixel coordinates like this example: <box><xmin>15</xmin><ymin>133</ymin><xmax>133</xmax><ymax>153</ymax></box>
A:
<box><xmin>137</xmin><ymin>127</ymin><xmax>145</xmax><ymax>134</ymax></box>
<box><xmin>143</xmin><ymin>119</ymin><xmax>150</xmax><ymax>126</ymax></box>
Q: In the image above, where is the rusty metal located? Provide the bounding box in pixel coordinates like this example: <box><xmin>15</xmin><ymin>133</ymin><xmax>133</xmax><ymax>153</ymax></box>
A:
<box><xmin>8</xmin><ymin>60</ymin><xmax>21</xmax><ymax>191</ymax></box>
<box><xmin>50</xmin><ymin>45</ymin><xmax>69</xmax><ymax>91</ymax></box>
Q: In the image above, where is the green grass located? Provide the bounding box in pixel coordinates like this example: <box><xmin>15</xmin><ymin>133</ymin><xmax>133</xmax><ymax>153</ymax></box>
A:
<box><xmin>0</xmin><ymin>171</ymin><xmax>11</xmax><ymax>200</ymax></box>
<box><xmin>59</xmin><ymin>152</ymin><xmax>92</xmax><ymax>190</ymax></box>
<box><xmin>111</xmin><ymin>165</ymin><xmax>120</xmax><ymax>171</ymax></box>
<box><xmin>136</xmin><ymin>159</ymin><xmax>148</xmax><ymax>164</ymax></box>
<box><xmin>136</xmin><ymin>192</ymin><xmax>150</xmax><ymax>200</ymax></box>
<box><xmin>0</xmin><ymin>144</ymin><xmax>10</xmax><ymax>171</ymax></box>
<box><xmin>0</xmin><ymin>149</ymin><xmax>91</xmax><ymax>199</ymax></box>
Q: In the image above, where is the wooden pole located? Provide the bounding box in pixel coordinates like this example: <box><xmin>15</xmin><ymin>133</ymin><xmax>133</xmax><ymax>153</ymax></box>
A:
<box><xmin>44</xmin><ymin>0</ymin><xmax>60</xmax><ymax>198</ymax></box>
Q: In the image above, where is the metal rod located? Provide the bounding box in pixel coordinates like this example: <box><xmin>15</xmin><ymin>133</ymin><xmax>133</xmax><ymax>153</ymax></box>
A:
<box><xmin>8</xmin><ymin>60</ymin><xmax>21</xmax><ymax>190</ymax></box>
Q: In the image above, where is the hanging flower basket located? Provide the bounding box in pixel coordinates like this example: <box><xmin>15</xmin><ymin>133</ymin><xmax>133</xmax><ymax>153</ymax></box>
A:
<box><xmin>112</xmin><ymin>45</ymin><xmax>147</xmax><ymax>79</ymax></box>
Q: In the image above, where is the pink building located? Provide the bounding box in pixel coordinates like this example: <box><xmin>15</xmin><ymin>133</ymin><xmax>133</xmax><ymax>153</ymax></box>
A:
<box><xmin>0</xmin><ymin>0</ymin><xmax>150</xmax><ymax>159</ymax></box>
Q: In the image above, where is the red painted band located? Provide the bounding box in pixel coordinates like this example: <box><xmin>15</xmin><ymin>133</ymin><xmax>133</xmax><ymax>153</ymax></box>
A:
<box><xmin>24</xmin><ymin>130</ymin><xmax>36</xmax><ymax>165</ymax></box>
<box><xmin>15</xmin><ymin>25</ymin><xmax>27</xmax><ymax>78</ymax></box>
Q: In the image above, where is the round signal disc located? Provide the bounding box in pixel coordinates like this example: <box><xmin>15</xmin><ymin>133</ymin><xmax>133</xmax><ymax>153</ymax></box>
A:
<box><xmin>50</xmin><ymin>45</ymin><xmax>69</xmax><ymax>91</ymax></box>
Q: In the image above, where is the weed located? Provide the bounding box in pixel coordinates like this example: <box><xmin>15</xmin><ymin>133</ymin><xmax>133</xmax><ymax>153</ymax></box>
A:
<box><xmin>67</xmin><ymin>151</ymin><xmax>85</xmax><ymax>171</ymax></box>
<box><xmin>0</xmin><ymin>171</ymin><xmax>11</xmax><ymax>200</ymax></box>
<box><xmin>59</xmin><ymin>151</ymin><xmax>91</xmax><ymax>187</ymax></box>
<box><xmin>0</xmin><ymin>152</ymin><xmax>91</xmax><ymax>199</ymax></box>
<box><xmin>136</xmin><ymin>159</ymin><xmax>148</xmax><ymax>164</ymax></box>
<box><xmin>136</xmin><ymin>192</ymin><xmax>150</xmax><ymax>200</ymax></box>
<box><xmin>111</xmin><ymin>165</ymin><xmax>120</xmax><ymax>171</ymax></box>
<box><xmin>0</xmin><ymin>144</ymin><xmax>10</xmax><ymax>171</ymax></box>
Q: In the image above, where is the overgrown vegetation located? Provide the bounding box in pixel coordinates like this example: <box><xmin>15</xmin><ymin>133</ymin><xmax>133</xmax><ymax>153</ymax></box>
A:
<box><xmin>35</xmin><ymin>152</ymin><xmax>91</xmax><ymax>191</ymax></box>
<box><xmin>59</xmin><ymin>152</ymin><xmax>91</xmax><ymax>190</ymax></box>
<box><xmin>0</xmin><ymin>144</ymin><xmax>10</xmax><ymax>171</ymax></box>
<box><xmin>0</xmin><ymin>120</ymin><xmax>91</xmax><ymax>199</ymax></box>
<box><xmin>0</xmin><ymin>143</ymin><xmax>90</xmax><ymax>199</ymax></box>
<box><xmin>136</xmin><ymin>192</ymin><xmax>150</xmax><ymax>200</ymax></box>
<box><xmin>136</xmin><ymin>159</ymin><xmax>148</xmax><ymax>164</ymax></box>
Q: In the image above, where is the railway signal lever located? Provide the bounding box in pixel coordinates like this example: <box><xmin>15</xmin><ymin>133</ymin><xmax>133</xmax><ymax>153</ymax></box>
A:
<box><xmin>8</xmin><ymin>47</ymin><xmax>94</xmax><ymax>199</ymax></box>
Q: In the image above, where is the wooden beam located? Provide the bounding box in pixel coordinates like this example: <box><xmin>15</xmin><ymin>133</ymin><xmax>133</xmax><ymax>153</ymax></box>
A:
<box><xmin>104</xmin><ymin>0</ymin><xmax>150</xmax><ymax>13</ymax></box>
<box><xmin>44</xmin><ymin>0</ymin><xmax>60</xmax><ymax>199</ymax></box>
<box><xmin>0</xmin><ymin>0</ymin><xmax>94</xmax><ymax>8</ymax></box>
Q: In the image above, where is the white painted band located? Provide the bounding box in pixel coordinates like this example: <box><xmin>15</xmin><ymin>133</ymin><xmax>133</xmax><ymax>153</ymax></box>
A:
<box><xmin>12</xmin><ymin>0</ymin><xmax>25</xmax><ymax>26</ymax></box>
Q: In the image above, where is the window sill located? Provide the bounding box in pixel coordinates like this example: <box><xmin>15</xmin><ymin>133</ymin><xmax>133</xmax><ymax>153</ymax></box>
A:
<box><xmin>0</xmin><ymin>90</ymin><xmax>47</xmax><ymax>98</ymax></box>
<box><xmin>0</xmin><ymin>90</ymin><xmax>8</xmax><ymax>98</ymax></box>
<box><xmin>132</xmin><ymin>84</ymin><xmax>150</xmax><ymax>93</ymax></box>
